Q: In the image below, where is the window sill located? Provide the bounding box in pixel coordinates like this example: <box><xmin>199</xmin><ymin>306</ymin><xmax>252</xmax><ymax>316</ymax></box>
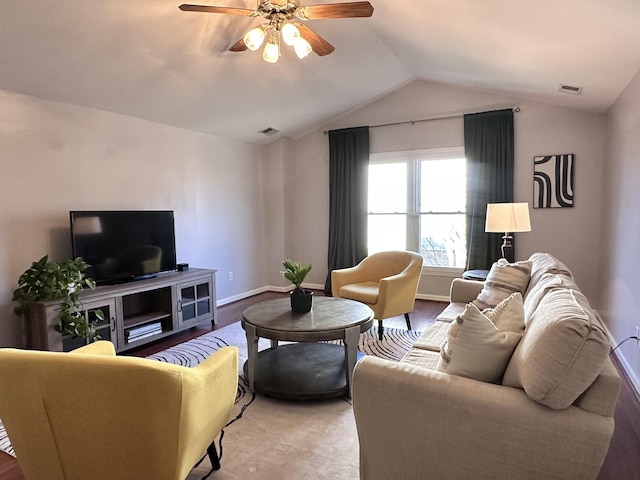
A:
<box><xmin>421</xmin><ymin>266</ymin><xmax>464</xmax><ymax>276</ymax></box>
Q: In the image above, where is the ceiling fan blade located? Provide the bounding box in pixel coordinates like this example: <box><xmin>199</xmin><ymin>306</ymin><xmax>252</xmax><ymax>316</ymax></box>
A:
<box><xmin>229</xmin><ymin>37</ymin><xmax>248</xmax><ymax>52</ymax></box>
<box><xmin>298</xmin><ymin>1</ymin><xmax>374</xmax><ymax>20</ymax></box>
<box><xmin>297</xmin><ymin>24</ymin><xmax>335</xmax><ymax>56</ymax></box>
<box><xmin>179</xmin><ymin>4</ymin><xmax>254</xmax><ymax>16</ymax></box>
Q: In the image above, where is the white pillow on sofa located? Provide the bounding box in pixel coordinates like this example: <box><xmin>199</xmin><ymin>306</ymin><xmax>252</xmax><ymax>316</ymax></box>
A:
<box><xmin>473</xmin><ymin>259</ymin><xmax>532</xmax><ymax>310</ymax></box>
<box><xmin>438</xmin><ymin>293</ymin><xmax>525</xmax><ymax>383</ymax></box>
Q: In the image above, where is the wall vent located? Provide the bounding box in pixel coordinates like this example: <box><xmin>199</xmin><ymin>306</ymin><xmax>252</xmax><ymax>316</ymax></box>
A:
<box><xmin>559</xmin><ymin>84</ymin><xmax>583</xmax><ymax>95</ymax></box>
<box><xmin>259</xmin><ymin>127</ymin><xmax>280</xmax><ymax>136</ymax></box>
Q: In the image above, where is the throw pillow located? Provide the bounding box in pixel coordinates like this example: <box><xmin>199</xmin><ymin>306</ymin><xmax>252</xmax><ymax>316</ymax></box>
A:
<box><xmin>438</xmin><ymin>293</ymin><xmax>525</xmax><ymax>383</ymax></box>
<box><xmin>484</xmin><ymin>292</ymin><xmax>526</xmax><ymax>334</ymax></box>
<box><xmin>473</xmin><ymin>258</ymin><xmax>532</xmax><ymax>310</ymax></box>
<box><xmin>503</xmin><ymin>288</ymin><xmax>610</xmax><ymax>410</ymax></box>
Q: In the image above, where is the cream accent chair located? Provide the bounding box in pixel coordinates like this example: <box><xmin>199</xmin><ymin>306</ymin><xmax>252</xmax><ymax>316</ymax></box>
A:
<box><xmin>332</xmin><ymin>250</ymin><xmax>423</xmax><ymax>340</ymax></box>
<box><xmin>0</xmin><ymin>341</ymin><xmax>238</xmax><ymax>480</ymax></box>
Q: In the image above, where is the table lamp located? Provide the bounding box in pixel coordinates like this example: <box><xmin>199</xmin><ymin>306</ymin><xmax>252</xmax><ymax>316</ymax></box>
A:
<box><xmin>485</xmin><ymin>202</ymin><xmax>531</xmax><ymax>260</ymax></box>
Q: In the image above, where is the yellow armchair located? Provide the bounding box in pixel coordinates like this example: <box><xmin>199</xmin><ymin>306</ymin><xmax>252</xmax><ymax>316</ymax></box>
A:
<box><xmin>331</xmin><ymin>250</ymin><xmax>423</xmax><ymax>340</ymax></box>
<box><xmin>0</xmin><ymin>341</ymin><xmax>238</xmax><ymax>480</ymax></box>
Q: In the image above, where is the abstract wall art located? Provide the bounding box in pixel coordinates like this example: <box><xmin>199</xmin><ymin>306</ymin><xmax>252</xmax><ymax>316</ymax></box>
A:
<box><xmin>533</xmin><ymin>154</ymin><xmax>574</xmax><ymax>208</ymax></box>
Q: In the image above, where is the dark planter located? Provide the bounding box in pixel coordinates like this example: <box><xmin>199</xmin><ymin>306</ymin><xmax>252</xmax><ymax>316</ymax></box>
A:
<box><xmin>290</xmin><ymin>290</ymin><xmax>313</xmax><ymax>313</ymax></box>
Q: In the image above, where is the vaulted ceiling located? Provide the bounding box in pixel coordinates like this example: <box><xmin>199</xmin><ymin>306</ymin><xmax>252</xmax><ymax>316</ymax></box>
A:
<box><xmin>2</xmin><ymin>1</ymin><xmax>639</xmax><ymax>144</ymax></box>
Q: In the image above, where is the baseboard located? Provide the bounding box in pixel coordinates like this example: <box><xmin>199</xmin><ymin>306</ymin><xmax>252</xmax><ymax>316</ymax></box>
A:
<box><xmin>416</xmin><ymin>293</ymin><xmax>450</xmax><ymax>302</ymax></box>
<box><xmin>302</xmin><ymin>283</ymin><xmax>326</xmax><ymax>292</ymax></box>
<box><xmin>216</xmin><ymin>287</ymin><xmax>271</xmax><ymax>307</ymax></box>
<box><xmin>217</xmin><ymin>286</ymin><xmax>448</xmax><ymax>307</ymax></box>
<box><xmin>602</xmin><ymin>321</ymin><xmax>640</xmax><ymax>400</ymax></box>
<box><xmin>615</xmin><ymin>350</ymin><xmax>640</xmax><ymax>402</ymax></box>
<box><xmin>216</xmin><ymin>284</ymin><xmax>314</xmax><ymax>307</ymax></box>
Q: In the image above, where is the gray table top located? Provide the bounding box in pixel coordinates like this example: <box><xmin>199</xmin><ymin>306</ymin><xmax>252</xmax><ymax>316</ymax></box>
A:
<box><xmin>241</xmin><ymin>296</ymin><xmax>374</xmax><ymax>341</ymax></box>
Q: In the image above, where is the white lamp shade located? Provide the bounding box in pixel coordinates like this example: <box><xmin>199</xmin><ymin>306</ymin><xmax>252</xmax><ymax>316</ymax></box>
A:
<box><xmin>293</xmin><ymin>37</ymin><xmax>312</xmax><ymax>59</ymax></box>
<box><xmin>281</xmin><ymin>23</ymin><xmax>300</xmax><ymax>46</ymax></box>
<box><xmin>262</xmin><ymin>37</ymin><xmax>280</xmax><ymax>63</ymax></box>
<box><xmin>244</xmin><ymin>26</ymin><xmax>266</xmax><ymax>51</ymax></box>
<box><xmin>485</xmin><ymin>203</ymin><xmax>531</xmax><ymax>233</ymax></box>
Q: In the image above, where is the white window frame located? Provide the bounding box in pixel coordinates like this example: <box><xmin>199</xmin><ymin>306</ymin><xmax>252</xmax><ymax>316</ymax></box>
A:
<box><xmin>369</xmin><ymin>147</ymin><xmax>466</xmax><ymax>275</ymax></box>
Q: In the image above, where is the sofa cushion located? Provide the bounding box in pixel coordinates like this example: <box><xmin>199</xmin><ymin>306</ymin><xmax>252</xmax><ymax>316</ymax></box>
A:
<box><xmin>412</xmin><ymin>321</ymin><xmax>450</xmax><ymax>352</ymax></box>
<box><xmin>525</xmin><ymin>252</ymin><xmax>573</xmax><ymax>297</ymax></box>
<box><xmin>401</xmin><ymin>347</ymin><xmax>441</xmax><ymax>370</ymax></box>
<box><xmin>338</xmin><ymin>281</ymin><xmax>379</xmax><ymax>304</ymax></box>
<box><xmin>523</xmin><ymin>273</ymin><xmax>579</xmax><ymax>324</ymax></box>
<box><xmin>472</xmin><ymin>259</ymin><xmax>532</xmax><ymax>310</ymax></box>
<box><xmin>435</xmin><ymin>302</ymin><xmax>466</xmax><ymax>323</ymax></box>
<box><xmin>438</xmin><ymin>293</ymin><xmax>525</xmax><ymax>383</ymax></box>
<box><xmin>503</xmin><ymin>288</ymin><xmax>610</xmax><ymax>410</ymax></box>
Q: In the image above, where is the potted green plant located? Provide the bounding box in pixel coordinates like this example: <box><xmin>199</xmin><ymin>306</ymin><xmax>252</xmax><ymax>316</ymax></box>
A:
<box><xmin>281</xmin><ymin>259</ymin><xmax>313</xmax><ymax>313</ymax></box>
<box><xmin>13</xmin><ymin>255</ymin><xmax>102</xmax><ymax>343</ymax></box>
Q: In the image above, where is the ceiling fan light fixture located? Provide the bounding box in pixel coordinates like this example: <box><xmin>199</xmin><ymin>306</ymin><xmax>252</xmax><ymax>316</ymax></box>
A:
<box><xmin>263</xmin><ymin>35</ymin><xmax>280</xmax><ymax>63</ymax></box>
<box><xmin>244</xmin><ymin>25</ymin><xmax>267</xmax><ymax>51</ymax></box>
<box><xmin>293</xmin><ymin>37</ymin><xmax>312</xmax><ymax>59</ymax></box>
<box><xmin>179</xmin><ymin>1</ymin><xmax>375</xmax><ymax>62</ymax></box>
<box><xmin>281</xmin><ymin>22</ymin><xmax>300</xmax><ymax>46</ymax></box>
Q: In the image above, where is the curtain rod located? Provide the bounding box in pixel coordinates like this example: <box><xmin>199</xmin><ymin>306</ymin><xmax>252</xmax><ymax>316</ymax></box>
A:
<box><xmin>323</xmin><ymin>106</ymin><xmax>521</xmax><ymax>135</ymax></box>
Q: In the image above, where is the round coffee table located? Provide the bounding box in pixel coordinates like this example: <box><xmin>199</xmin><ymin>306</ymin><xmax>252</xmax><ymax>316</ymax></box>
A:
<box><xmin>241</xmin><ymin>296</ymin><xmax>374</xmax><ymax>400</ymax></box>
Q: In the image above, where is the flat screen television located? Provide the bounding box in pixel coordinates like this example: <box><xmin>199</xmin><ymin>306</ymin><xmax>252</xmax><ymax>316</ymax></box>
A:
<box><xmin>70</xmin><ymin>210</ymin><xmax>177</xmax><ymax>285</ymax></box>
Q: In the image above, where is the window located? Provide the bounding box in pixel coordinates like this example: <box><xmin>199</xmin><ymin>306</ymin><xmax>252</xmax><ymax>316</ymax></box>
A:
<box><xmin>368</xmin><ymin>148</ymin><xmax>467</xmax><ymax>268</ymax></box>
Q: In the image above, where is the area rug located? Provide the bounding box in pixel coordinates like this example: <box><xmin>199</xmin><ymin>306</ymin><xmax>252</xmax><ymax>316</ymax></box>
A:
<box><xmin>148</xmin><ymin>321</ymin><xmax>420</xmax><ymax>366</ymax></box>
<box><xmin>0</xmin><ymin>321</ymin><xmax>421</xmax><ymax>479</ymax></box>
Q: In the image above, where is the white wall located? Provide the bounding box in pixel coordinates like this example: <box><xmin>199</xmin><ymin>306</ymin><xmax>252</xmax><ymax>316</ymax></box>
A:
<box><xmin>263</xmin><ymin>139</ymin><xmax>287</xmax><ymax>289</ymax></box>
<box><xmin>0</xmin><ymin>89</ymin><xmax>265</xmax><ymax>347</ymax></box>
<box><xmin>601</xmin><ymin>67</ymin><xmax>640</xmax><ymax>392</ymax></box>
<box><xmin>514</xmin><ymin>102</ymin><xmax>606</xmax><ymax>300</ymax></box>
<box><xmin>288</xmin><ymin>80</ymin><xmax>606</xmax><ymax>301</ymax></box>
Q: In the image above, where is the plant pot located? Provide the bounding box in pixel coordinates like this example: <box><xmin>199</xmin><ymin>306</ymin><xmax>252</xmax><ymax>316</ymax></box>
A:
<box><xmin>290</xmin><ymin>290</ymin><xmax>313</xmax><ymax>313</ymax></box>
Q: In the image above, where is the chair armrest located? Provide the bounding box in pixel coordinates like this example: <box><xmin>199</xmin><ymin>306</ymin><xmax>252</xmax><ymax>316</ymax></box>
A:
<box><xmin>373</xmin><ymin>268</ymin><xmax>421</xmax><ymax>318</ymax></box>
<box><xmin>332</xmin><ymin>255</ymin><xmax>403</xmax><ymax>296</ymax></box>
<box><xmin>378</xmin><ymin>270</ymin><xmax>417</xmax><ymax>301</ymax></box>
<box><xmin>331</xmin><ymin>265</ymin><xmax>365</xmax><ymax>296</ymax></box>
<box><xmin>353</xmin><ymin>356</ymin><xmax>614</xmax><ymax>480</ymax></box>
<box><xmin>449</xmin><ymin>277</ymin><xmax>484</xmax><ymax>303</ymax></box>
<box><xmin>69</xmin><ymin>340</ymin><xmax>116</xmax><ymax>356</ymax></box>
<box><xmin>176</xmin><ymin>346</ymin><xmax>239</xmax><ymax>475</ymax></box>
<box><xmin>184</xmin><ymin>346</ymin><xmax>239</xmax><ymax>421</ymax></box>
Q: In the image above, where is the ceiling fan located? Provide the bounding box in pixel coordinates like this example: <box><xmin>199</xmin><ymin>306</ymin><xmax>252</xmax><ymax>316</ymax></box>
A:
<box><xmin>179</xmin><ymin>1</ymin><xmax>374</xmax><ymax>63</ymax></box>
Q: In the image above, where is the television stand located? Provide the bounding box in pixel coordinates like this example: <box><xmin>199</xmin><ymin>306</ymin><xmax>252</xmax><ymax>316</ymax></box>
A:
<box><xmin>25</xmin><ymin>268</ymin><xmax>217</xmax><ymax>353</ymax></box>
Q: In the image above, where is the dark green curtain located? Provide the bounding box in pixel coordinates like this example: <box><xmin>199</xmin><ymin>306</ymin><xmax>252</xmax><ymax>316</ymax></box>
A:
<box><xmin>324</xmin><ymin>126</ymin><xmax>370</xmax><ymax>294</ymax></box>
<box><xmin>464</xmin><ymin>109</ymin><xmax>514</xmax><ymax>269</ymax></box>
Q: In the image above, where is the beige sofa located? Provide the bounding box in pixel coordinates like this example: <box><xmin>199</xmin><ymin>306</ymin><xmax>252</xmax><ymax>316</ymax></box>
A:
<box><xmin>352</xmin><ymin>253</ymin><xmax>621</xmax><ymax>480</ymax></box>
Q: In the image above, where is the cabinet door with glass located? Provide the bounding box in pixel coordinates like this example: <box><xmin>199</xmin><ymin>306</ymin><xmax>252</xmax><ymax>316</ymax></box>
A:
<box><xmin>62</xmin><ymin>298</ymin><xmax>118</xmax><ymax>352</ymax></box>
<box><xmin>177</xmin><ymin>276</ymin><xmax>215</xmax><ymax>328</ymax></box>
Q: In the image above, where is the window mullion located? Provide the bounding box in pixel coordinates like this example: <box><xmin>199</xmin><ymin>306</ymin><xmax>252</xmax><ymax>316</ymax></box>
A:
<box><xmin>406</xmin><ymin>156</ymin><xmax>420</xmax><ymax>252</ymax></box>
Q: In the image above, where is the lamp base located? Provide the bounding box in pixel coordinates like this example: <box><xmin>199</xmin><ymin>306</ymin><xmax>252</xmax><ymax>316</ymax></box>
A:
<box><xmin>501</xmin><ymin>233</ymin><xmax>514</xmax><ymax>262</ymax></box>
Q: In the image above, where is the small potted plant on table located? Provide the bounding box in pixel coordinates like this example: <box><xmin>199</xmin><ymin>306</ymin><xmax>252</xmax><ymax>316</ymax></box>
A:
<box><xmin>282</xmin><ymin>259</ymin><xmax>313</xmax><ymax>313</ymax></box>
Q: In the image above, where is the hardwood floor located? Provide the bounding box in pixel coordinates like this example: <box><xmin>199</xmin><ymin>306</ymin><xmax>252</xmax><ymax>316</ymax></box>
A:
<box><xmin>599</xmin><ymin>355</ymin><xmax>640</xmax><ymax>479</ymax></box>
<box><xmin>1</xmin><ymin>290</ymin><xmax>638</xmax><ymax>479</ymax></box>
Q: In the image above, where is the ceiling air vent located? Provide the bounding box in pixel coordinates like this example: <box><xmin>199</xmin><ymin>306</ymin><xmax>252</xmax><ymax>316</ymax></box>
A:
<box><xmin>259</xmin><ymin>127</ymin><xmax>280</xmax><ymax>136</ymax></box>
<box><xmin>559</xmin><ymin>84</ymin><xmax>583</xmax><ymax>95</ymax></box>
